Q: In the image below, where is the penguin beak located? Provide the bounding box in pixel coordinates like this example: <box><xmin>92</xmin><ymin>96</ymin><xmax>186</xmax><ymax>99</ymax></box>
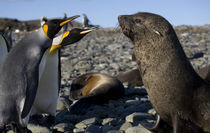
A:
<box><xmin>49</xmin><ymin>44</ymin><xmax>62</xmax><ymax>52</ymax></box>
<box><xmin>60</xmin><ymin>15</ymin><xmax>80</xmax><ymax>26</ymax></box>
<box><xmin>49</xmin><ymin>29</ymin><xmax>92</xmax><ymax>53</ymax></box>
<box><xmin>80</xmin><ymin>29</ymin><xmax>92</xmax><ymax>34</ymax></box>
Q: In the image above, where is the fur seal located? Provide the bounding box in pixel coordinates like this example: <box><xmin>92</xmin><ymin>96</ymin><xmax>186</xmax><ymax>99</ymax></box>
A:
<box><xmin>119</xmin><ymin>12</ymin><xmax>210</xmax><ymax>133</ymax></box>
<box><xmin>69</xmin><ymin>72</ymin><xmax>125</xmax><ymax>114</ymax></box>
<box><xmin>117</xmin><ymin>64</ymin><xmax>210</xmax><ymax>88</ymax></box>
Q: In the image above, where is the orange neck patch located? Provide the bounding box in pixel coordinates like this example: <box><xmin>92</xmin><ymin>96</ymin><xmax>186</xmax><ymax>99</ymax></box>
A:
<box><xmin>43</xmin><ymin>24</ymin><xmax>48</xmax><ymax>37</ymax></box>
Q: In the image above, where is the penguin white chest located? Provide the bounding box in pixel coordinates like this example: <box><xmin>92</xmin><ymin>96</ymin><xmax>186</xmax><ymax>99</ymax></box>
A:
<box><xmin>31</xmin><ymin>49</ymin><xmax>59</xmax><ymax>116</ymax></box>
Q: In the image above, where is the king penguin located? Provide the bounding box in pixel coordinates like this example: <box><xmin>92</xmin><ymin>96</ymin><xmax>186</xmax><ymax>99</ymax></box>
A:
<box><xmin>0</xmin><ymin>15</ymin><xmax>79</xmax><ymax>133</ymax></box>
<box><xmin>0</xmin><ymin>34</ymin><xmax>9</xmax><ymax>64</ymax></box>
<box><xmin>2</xmin><ymin>26</ymin><xmax>14</xmax><ymax>51</ymax></box>
<box><xmin>30</xmin><ymin>27</ymin><xmax>92</xmax><ymax>124</ymax></box>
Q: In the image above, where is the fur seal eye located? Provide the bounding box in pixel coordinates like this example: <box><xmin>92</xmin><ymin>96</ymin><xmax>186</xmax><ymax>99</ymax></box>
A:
<box><xmin>134</xmin><ymin>19</ymin><xmax>142</xmax><ymax>23</ymax></box>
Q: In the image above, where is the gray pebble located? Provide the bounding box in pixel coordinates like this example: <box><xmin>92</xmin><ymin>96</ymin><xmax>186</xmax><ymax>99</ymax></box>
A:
<box><xmin>86</xmin><ymin>125</ymin><xmax>101</xmax><ymax>133</ymax></box>
<box><xmin>126</xmin><ymin>112</ymin><xmax>155</xmax><ymax>123</ymax></box>
<box><xmin>125</xmin><ymin>126</ymin><xmax>152</xmax><ymax>133</ymax></box>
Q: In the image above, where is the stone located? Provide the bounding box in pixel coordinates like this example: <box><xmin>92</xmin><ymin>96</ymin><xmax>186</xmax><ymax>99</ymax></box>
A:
<box><xmin>107</xmin><ymin>130</ymin><xmax>124</xmax><ymax>133</ymax></box>
<box><xmin>102</xmin><ymin>118</ymin><xmax>115</xmax><ymax>125</ymax></box>
<box><xmin>125</xmin><ymin>126</ymin><xmax>151</xmax><ymax>133</ymax></box>
<box><xmin>119</xmin><ymin>122</ymin><xmax>133</xmax><ymax>131</ymax></box>
<box><xmin>86</xmin><ymin>125</ymin><xmax>101</xmax><ymax>133</ymax></box>
<box><xmin>53</xmin><ymin>123</ymin><xmax>74</xmax><ymax>132</ymax></box>
<box><xmin>125</xmin><ymin>100</ymin><xmax>142</xmax><ymax>106</ymax></box>
<box><xmin>75</xmin><ymin>117</ymin><xmax>99</xmax><ymax>129</ymax></box>
<box><xmin>126</xmin><ymin>112</ymin><xmax>154</xmax><ymax>123</ymax></box>
<box><xmin>27</xmin><ymin>124</ymin><xmax>51</xmax><ymax>133</ymax></box>
<box><xmin>73</xmin><ymin>128</ymin><xmax>85</xmax><ymax>133</ymax></box>
<box><xmin>57</xmin><ymin>98</ymin><xmax>68</xmax><ymax>111</ymax></box>
<box><xmin>101</xmin><ymin>125</ymin><xmax>115</xmax><ymax>133</ymax></box>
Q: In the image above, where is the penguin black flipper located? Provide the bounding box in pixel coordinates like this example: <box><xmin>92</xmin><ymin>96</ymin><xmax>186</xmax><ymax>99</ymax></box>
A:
<box><xmin>21</xmin><ymin>64</ymin><xmax>40</xmax><ymax>118</ymax></box>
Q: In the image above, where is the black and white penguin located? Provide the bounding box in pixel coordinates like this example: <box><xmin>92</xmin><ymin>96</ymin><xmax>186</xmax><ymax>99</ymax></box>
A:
<box><xmin>30</xmin><ymin>28</ymin><xmax>92</xmax><ymax>123</ymax></box>
<box><xmin>0</xmin><ymin>15</ymin><xmax>79</xmax><ymax>133</ymax></box>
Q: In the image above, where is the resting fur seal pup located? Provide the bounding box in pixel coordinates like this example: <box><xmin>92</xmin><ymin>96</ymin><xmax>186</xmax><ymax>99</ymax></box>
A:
<box><xmin>119</xmin><ymin>12</ymin><xmax>210</xmax><ymax>133</ymax></box>
<box><xmin>69</xmin><ymin>73</ymin><xmax>125</xmax><ymax>114</ymax></box>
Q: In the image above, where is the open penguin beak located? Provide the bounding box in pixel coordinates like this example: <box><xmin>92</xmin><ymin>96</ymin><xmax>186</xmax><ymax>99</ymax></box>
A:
<box><xmin>80</xmin><ymin>29</ymin><xmax>92</xmax><ymax>34</ymax></box>
<box><xmin>50</xmin><ymin>29</ymin><xmax>92</xmax><ymax>52</ymax></box>
<box><xmin>60</xmin><ymin>15</ymin><xmax>80</xmax><ymax>26</ymax></box>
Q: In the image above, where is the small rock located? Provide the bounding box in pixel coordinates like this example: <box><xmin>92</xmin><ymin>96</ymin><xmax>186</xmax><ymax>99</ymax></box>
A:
<box><xmin>147</xmin><ymin>108</ymin><xmax>156</xmax><ymax>115</ymax></box>
<box><xmin>75</xmin><ymin>117</ymin><xmax>99</xmax><ymax>129</ymax></box>
<box><xmin>86</xmin><ymin>125</ymin><xmax>101</xmax><ymax>133</ymax></box>
<box><xmin>125</xmin><ymin>100</ymin><xmax>141</xmax><ymax>106</ymax></box>
<box><xmin>27</xmin><ymin>124</ymin><xmax>51</xmax><ymax>133</ymax></box>
<box><xmin>120</xmin><ymin>122</ymin><xmax>133</xmax><ymax>131</ymax></box>
<box><xmin>7</xmin><ymin>130</ymin><xmax>14</xmax><ymax>133</ymax></box>
<box><xmin>75</xmin><ymin>122</ymin><xmax>87</xmax><ymax>129</ymax></box>
<box><xmin>73</xmin><ymin>128</ymin><xmax>85</xmax><ymax>133</ymax></box>
<box><xmin>124</xmin><ymin>102</ymin><xmax>152</xmax><ymax>113</ymax></box>
<box><xmin>107</xmin><ymin>130</ymin><xmax>124</xmax><ymax>133</ymax></box>
<box><xmin>102</xmin><ymin>118</ymin><xmax>115</xmax><ymax>125</ymax></box>
<box><xmin>125</xmin><ymin>126</ymin><xmax>151</xmax><ymax>133</ymax></box>
<box><xmin>126</xmin><ymin>112</ymin><xmax>154</xmax><ymax>123</ymax></box>
<box><xmin>53</xmin><ymin>123</ymin><xmax>74</xmax><ymax>132</ymax></box>
<box><xmin>101</xmin><ymin>125</ymin><xmax>115</xmax><ymax>133</ymax></box>
<box><xmin>57</xmin><ymin>98</ymin><xmax>68</xmax><ymax>111</ymax></box>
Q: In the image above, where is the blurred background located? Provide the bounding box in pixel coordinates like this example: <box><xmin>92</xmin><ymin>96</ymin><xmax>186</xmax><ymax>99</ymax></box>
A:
<box><xmin>0</xmin><ymin>0</ymin><xmax>210</xmax><ymax>28</ymax></box>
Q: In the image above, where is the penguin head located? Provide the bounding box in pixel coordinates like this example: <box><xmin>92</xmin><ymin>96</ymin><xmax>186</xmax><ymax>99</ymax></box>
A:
<box><xmin>42</xmin><ymin>15</ymin><xmax>80</xmax><ymax>39</ymax></box>
<box><xmin>50</xmin><ymin>28</ymin><xmax>92</xmax><ymax>52</ymax></box>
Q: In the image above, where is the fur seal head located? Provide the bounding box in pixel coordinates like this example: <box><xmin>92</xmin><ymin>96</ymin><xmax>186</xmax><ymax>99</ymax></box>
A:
<box><xmin>119</xmin><ymin>12</ymin><xmax>210</xmax><ymax>133</ymax></box>
<box><xmin>118</xmin><ymin>12</ymin><xmax>172</xmax><ymax>42</ymax></box>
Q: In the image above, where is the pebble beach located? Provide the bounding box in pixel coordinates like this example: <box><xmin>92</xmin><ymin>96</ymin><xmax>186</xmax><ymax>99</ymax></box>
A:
<box><xmin>12</xmin><ymin>25</ymin><xmax>210</xmax><ymax>133</ymax></box>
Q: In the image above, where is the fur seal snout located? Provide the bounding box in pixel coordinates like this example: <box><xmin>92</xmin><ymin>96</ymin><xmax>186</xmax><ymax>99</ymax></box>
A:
<box><xmin>119</xmin><ymin>12</ymin><xmax>210</xmax><ymax>133</ymax></box>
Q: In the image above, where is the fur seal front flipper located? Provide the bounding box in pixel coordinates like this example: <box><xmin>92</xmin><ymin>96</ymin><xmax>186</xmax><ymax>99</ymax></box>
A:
<box><xmin>144</xmin><ymin>115</ymin><xmax>172</xmax><ymax>133</ymax></box>
<box><xmin>119</xmin><ymin>12</ymin><xmax>210</xmax><ymax>133</ymax></box>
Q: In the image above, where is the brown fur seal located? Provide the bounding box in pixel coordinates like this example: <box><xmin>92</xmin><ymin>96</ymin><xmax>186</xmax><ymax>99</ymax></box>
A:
<box><xmin>119</xmin><ymin>12</ymin><xmax>210</xmax><ymax>133</ymax></box>
<box><xmin>69</xmin><ymin>72</ymin><xmax>125</xmax><ymax>114</ymax></box>
<box><xmin>117</xmin><ymin>64</ymin><xmax>210</xmax><ymax>88</ymax></box>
